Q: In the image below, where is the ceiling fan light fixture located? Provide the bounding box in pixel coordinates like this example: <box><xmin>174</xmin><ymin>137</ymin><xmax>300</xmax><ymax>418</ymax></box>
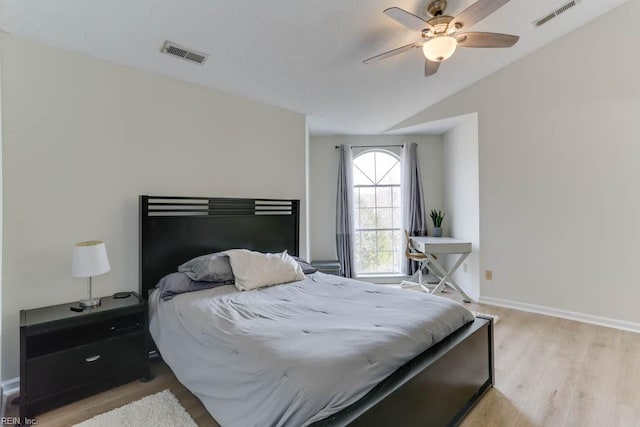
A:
<box><xmin>423</xmin><ymin>35</ymin><xmax>457</xmax><ymax>62</ymax></box>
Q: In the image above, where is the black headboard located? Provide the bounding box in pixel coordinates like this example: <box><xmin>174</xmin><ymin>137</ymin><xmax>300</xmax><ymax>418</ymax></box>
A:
<box><xmin>139</xmin><ymin>195</ymin><xmax>300</xmax><ymax>299</ymax></box>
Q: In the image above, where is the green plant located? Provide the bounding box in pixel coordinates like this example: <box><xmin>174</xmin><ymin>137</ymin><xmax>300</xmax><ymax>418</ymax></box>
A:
<box><xmin>430</xmin><ymin>209</ymin><xmax>445</xmax><ymax>228</ymax></box>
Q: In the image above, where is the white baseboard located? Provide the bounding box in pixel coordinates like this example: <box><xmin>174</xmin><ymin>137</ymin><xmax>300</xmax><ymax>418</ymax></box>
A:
<box><xmin>1</xmin><ymin>377</ymin><xmax>20</xmax><ymax>418</ymax></box>
<box><xmin>479</xmin><ymin>296</ymin><xmax>640</xmax><ymax>334</ymax></box>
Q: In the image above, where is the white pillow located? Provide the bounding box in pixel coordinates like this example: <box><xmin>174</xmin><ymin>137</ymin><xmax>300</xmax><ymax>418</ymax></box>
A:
<box><xmin>224</xmin><ymin>249</ymin><xmax>305</xmax><ymax>291</ymax></box>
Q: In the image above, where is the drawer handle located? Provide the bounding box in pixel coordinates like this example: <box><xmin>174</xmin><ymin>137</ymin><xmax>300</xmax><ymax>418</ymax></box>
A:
<box><xmin>110</xmin><ymin>324</ymin><xmax>140</xmax><ymax>333</ymax></box>
<box><xmin>85</xmin><ymin>355</ymin><xmax>101</xmax><ymax>362</ymax></box>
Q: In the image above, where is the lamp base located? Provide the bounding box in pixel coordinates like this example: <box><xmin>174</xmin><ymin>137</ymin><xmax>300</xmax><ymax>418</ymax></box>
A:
<box><xmin>79</xmin><ymin>298</ymin><xmax>101</xmax><ymax>308</ymax></box>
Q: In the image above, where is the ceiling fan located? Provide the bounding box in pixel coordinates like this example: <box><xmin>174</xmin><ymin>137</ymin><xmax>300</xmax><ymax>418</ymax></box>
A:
<box><xmin>364</xmin><ymin>0</ymin><xmax>520</xmax><ymax>76</ymax></box>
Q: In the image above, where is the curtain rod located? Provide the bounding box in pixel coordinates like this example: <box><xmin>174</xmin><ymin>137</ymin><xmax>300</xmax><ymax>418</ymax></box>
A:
<box><xmin>334</xmin><ymin>144</ymin><xmax>405</xmax><ymax>149</ymax></box>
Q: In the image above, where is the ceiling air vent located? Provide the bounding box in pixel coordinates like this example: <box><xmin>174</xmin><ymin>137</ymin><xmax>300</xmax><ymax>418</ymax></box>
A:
<box><xmin>533</xmin><ymin>0</ymin><xmax>580</xmax><ymax>27</ymax></box>
<box><xmin>161</xmin><ymin>41</ymin><xmax>208</xmax><ymax>65</ymax></box>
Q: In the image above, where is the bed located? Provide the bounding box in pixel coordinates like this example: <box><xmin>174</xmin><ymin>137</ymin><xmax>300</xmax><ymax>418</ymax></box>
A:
<box><xmin>140</xmin><ymin>195</ymin><xmax>494</xmax><ymax>427</ymax></box>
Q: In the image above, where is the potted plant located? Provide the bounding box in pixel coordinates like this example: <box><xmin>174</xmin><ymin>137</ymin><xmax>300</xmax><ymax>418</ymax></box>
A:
<box><xmin>430</xmin><ymin>209</ymin><xmax>445</xmax><ymax>237</ymax></box>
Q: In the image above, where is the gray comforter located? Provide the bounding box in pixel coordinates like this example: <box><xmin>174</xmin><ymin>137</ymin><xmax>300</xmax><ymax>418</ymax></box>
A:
<box><xmin>149</xmin><ymin>272</ymin><xmax>474</xmax><ymax>427</ymax></box>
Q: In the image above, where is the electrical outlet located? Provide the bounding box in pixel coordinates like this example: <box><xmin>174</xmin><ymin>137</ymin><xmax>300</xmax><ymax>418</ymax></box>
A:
<box><xmin>485</xmin><ymin>270</ymin><xmax>493</xmax><ymax>280</ymax></box>
<box><xmin>463</xmin><ymin>263</ymin><xmax>467</xmax><ymax>273</ymax></box>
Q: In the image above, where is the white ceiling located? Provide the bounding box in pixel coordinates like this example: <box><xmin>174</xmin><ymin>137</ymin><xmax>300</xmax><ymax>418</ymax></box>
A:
<box><xmin>0</xmin><ymin>0</ymin><xmax>628</xmax><ymax>135</ymax></box>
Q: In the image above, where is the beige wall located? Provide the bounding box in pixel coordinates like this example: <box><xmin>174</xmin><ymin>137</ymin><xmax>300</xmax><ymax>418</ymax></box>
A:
<box><xmin>443</xmin><ymin>115</ymin><xmax>480</xmax><ymax>300</ymax></box>
<box><xmin>309</xmin><ymin>134</ymin><xmax>444</xmax><ymax>265</ymax></box>
<box><xmin>0</xmin><ymin>33</ymin><xmax>307</xmax><ymax>379</ymax></box>
<box><xmin>393</xmin><ymin>1</ymin><xmax>640</xmax><ymax>325</ymax></box>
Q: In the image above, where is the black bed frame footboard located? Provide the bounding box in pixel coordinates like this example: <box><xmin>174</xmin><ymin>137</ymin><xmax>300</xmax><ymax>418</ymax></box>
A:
<box><xmin>312</xmin><ymin>316</ymin><xmax>494</xmax><ymax>427</ymax></box>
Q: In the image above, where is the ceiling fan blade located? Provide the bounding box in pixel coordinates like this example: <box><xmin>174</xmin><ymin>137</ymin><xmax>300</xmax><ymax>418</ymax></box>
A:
<box><xmin>449</xmin><ymin>0</ymin><xmax>510</xmax><ymax>30</ymax></box>
<box><xmin>383</xmin><ymin>7</ymin><xmax>434</xmax><ymax>32</ymax></box>
<box><xmin>456</xmin><ymin>32</ymin><xmax>519</xmax><ymax>48</ymax></box>
<box><xmin>363</xmin><ymin>42</ymin><xmax>423</xmax><ymax>64</ymax></box>
<box><xmin>425</xmin><ymin>60</ymin><xmax>440</xmax><ymax>77</ymax></box>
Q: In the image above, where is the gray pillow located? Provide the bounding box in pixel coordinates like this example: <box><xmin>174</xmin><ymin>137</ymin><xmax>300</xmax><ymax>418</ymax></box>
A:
<box><xmin>156</xmin><ymin>272</ymin><xmax>232</xmax><ymax>301</ymax></box>
<box><xmin>292</xmin><ymin>256</ymin><xmax>318</xmax><ymax>274</ymax></box>
<box><xmin>178</xmin><ymin>252</ymin><xmax>235</xmax><ymax>282</ymax></box>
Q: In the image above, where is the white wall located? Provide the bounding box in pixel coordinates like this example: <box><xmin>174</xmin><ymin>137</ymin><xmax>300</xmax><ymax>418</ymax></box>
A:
<box><xmin>0</xmin><ymin>33</ymin><xmax>308</xmax><ymax>380</ymax></box>
<box><xmin>393</xmin><ymin>1</ymin><xmax>640</xmax><ymax>324</ymax></box>
<box><xmin>309</xmin><ymin>134</ymin><xmax>444</xmax><ymax>264</ymax></box>
<box><xmin>0</xmin><ymin>39</ymin><xmax>4</xmax><ymax>374</ymax></box>
<box><xmin>304</xmin><ymin>119</ymin><xmax>311</xmax><ymax>259</ymax></box>
<box><xmin>443</xmin><ymin>115</ymin><xmax>480</xmax><ymax>300</ymax></box>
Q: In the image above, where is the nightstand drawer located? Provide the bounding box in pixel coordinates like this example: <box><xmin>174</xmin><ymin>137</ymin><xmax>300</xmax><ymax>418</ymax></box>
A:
<box><xmin>26</xmin><ymin>332</ymin><xmax>146</xmax><ymax>401</ymax></box>
<box><xmin>26</xmin><ymin>312</ymin><xmax>144</xmax><ymax>358</ymax></box>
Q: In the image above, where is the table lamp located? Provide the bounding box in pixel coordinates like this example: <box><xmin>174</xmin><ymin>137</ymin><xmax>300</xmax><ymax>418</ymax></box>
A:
<box><xmin>72</xmin><ymin>241</ymin><xmax>110</xmax><ymax>308</ymax></box>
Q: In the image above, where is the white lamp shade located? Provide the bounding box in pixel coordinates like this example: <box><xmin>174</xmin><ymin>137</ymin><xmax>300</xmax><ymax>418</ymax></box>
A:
<box><xmin>423</xmin><ymin>36</ymin><xmax>457</xmax><ymax>62</ymax></box>
<box><xmin>72</xmin><ymin>241</ymin><xmax>111</xmax><ymax>278</ymax></box>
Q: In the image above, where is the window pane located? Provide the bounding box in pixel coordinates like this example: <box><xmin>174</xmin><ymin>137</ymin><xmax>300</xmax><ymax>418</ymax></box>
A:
<box><xmin>377</xmin><ymin>230</ymin><xmax>393</xmax><ymax>252</ymax></box>
<box><xmin>353</xmin><ymin>208</ymin><xmax>361</xmax><ymax>229</ymax></box>
<box><xmin>375</xmin><ymin>153</ymin><xmax>398</xmax><ymax>184</ymax></box>
<box><xmin>392</xmin><ymin>230</ymin><xmax>403</xmax><ymax>255</ymax></box>
<box><xmin>354</xmin><ymin>232</ymin><xmax>362</xmax><ymax>273</ymax></box>
<box><xmin>359</xmin><ymin>187</ymin><xmax>375</xmax><ymax>208</ymax></box>
<box><xmin>392</xmin><ymin>186</ymin><xmax>401</xmax><ymax>207</ymax></box>
<box><xmin>393</xmin><ymin>230</ymin><xmax>404</xmax><ymax>273</ymax></box>
<box><xmin>361</xmin><ymin>231</ymin><xmax>377</xmax><ymax>252</ymax></box>
<box><xmin>393</xmin><ymin>252</ymin><xmax>402</xmax><ymax>273</ymax></box>
<box><xmin>378</xmin><ymin>162</ymin><xmax>401</xmax><ymax>185</ymax></box>
<box><xmin>360</xmin><ymin>208</ymin><xmax>376</xmax><ymax>229</ymax></box>
<box><xmin>376</xmin><ymin>187</ymin><xmax>392</xmax><ymax>208</ymax></box>
<box><xmin>359</xmin><ymin>251</ymin><xmax>377</xmax><ymax>273</ymax></box>
<box><xmin>392</xmin><ymin>207</ymin><xmax>401</xmax><ymax>228</ymax></box>
<box><xmin>353</xmin><ymin>166</ymin><xmax>372</xmax><ymax>186</ymax></box>
<box><xmin>377</xmin><ymin>252</ymin><xmax>394</xmax><ymax>273</ymax></box>
<box><xmin>354</xmin><ymin>152</ymin><xmax>376</xmax><ymax>184</ymax></box>
<box><xmin>354</xmin><ymin>253</ymin><xmax>363</xmax><ymax>273</ymax></box>
<box><xmin>376</xmin><ymin>208</ymin><xmax>393</xmax><ymax>229</ymax></box>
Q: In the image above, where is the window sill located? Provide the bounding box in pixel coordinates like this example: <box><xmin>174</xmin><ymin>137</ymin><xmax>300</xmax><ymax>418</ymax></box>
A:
<box><xmin>355</xmin><ymin>274</ymin><xmax>409</xmax><ymax>284</ymax></box>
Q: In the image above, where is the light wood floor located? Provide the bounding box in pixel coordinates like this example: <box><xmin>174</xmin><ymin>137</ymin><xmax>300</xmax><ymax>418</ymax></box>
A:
<box><xmin>9</xmin><ymin>293</ymin><xmax>640</xmax><ymax>426</ymax></box>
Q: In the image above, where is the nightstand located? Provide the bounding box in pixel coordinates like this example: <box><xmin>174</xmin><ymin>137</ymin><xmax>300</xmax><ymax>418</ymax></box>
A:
<box><xmin>311</xmin><ymin>260</ymin><xmax>342</xmax><ymax>276</ymax></box>
<box><xmin>19</xmin><ymin>293</ymin><xmax>150</xmax><ymax>421</ymax></box>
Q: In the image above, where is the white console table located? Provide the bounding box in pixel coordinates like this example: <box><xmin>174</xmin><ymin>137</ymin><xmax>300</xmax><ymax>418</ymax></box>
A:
<box><xmin>409</xmin><ymin>236</ymin><xmax>474</xmax><ymax>303</ymax></box>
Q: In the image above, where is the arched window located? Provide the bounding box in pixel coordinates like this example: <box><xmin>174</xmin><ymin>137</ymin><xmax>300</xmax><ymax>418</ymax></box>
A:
<box><xmin>352</xmin><ymin>150</ymin><xmax>402</xmax><ymax>274</ymax></box>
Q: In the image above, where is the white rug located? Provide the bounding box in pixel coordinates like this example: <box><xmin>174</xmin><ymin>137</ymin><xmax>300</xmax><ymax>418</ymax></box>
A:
<box><xmin>73</xmin><ymin>390</ymin><xmax>197</xmax><ymax>427</ymax></box>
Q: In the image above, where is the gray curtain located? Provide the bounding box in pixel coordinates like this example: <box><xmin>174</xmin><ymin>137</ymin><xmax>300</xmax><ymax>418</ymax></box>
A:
<box><xmin>336</xmin><ymin>144</ymin><xmax>355</xmax><ymax>278</ymax></box>
<box><xmin>401</xmin><ymin>143</ymin><xmax>428</xmax><ymax>275</ymax></box>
